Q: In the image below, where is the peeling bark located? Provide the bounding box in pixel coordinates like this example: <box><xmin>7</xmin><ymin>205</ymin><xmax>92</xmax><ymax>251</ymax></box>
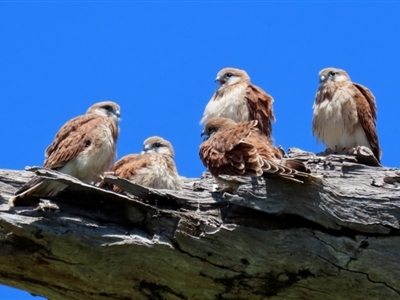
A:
<box><xmin>0</xmin><ymin>149</ymin><xmax>400</xmax><ymax>300</ymax></box>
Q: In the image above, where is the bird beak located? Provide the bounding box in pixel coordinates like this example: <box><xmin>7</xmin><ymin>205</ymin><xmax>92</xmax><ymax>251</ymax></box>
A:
<box><xmin>319</xmin><ymin>75</ymin><xmax>326</xmax><ymax>83</ymax></box>
<box><xmin>115</xmin><ymin>110</ymin><xmax>121</xmax><ymax>121</ymax></box>
<box><xmin>200</xmin><ymin>131</ymin><xmax>209</xmax><ymax>141</ymax></box>
<box><xmin>143</xmin><ymin>144</ymin><xmax>150</xmax><ymax>152</ymax></box>
<box><xmin>215</xmin><ymin>75</ymin><xmax>221</xmax><ymax>83</ymax></box>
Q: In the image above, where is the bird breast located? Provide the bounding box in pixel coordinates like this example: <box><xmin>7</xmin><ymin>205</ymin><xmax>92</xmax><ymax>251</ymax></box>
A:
<box><xmin>131</xmin><ymin>155</ymin><xmax>182</xmax><ymax>190</ymax></box>
<box><xmin>63</xmin><ymin>123</ymin><xmax>117</xmax><ymax>183</ymax></box>
<box><xmin>201</xmin><ymin>84</ymin><xmax>249</xmax><ymax>124</ymax></box>
<box><xmin>312</xmin><ymin>86</ymin><xmax>368</xmax><ymax>151</ymax></box>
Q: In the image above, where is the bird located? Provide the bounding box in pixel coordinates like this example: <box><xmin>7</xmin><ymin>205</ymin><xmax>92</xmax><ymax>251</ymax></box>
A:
<box><xmin>9</xmin><ymin>101</ymin><xmax>121</xmax><ymax>207</ymax></box>
<box><xmin>100</xmin><ymin>136</ymin><xmax>182</xmax><ymax>193</ymax></box>
<box><xmin>199</xmin><ymin>117</ymin><xmax>311</xmax><ymax>187</ymax></box>
<box><xmin>312</xmin><ymin>67</ymin><xmax>381</xmax><ymax>162</ymax></box>
<box><xmin>200</xmin><ymin>67</ymin><xmax>276</xmax><ymax>139</ymax></box>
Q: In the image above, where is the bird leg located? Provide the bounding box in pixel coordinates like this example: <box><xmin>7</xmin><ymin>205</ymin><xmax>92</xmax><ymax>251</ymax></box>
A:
<box><xmin>347</xmin><ymin>146</ymin><xmax>381</xmax><ymax>167</ymax></box>
<box><xmin>323</xmin><ymin>146</ymin><xmax>338</xmax><ymax>155</ymax></box>
<box><xmin>98</xmin><ymin>171</ymin><xmax>116</xmax><ymax>181</ymax></box>
<box><xmin>346</xmin><ymin>146</ymin><xmax>360</xmax><ymax>156</ymax></box>
<box><xmin>34</xmin><ymin>200</ymin><xmax>60</xmax><ymax>212</ymax></box>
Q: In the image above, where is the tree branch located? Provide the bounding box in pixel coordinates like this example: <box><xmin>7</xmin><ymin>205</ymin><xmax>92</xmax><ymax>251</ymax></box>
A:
<box><xmin>1</xmin><ymin>149</ymin><xmax>400</xmax><ymax>300</ymax></box>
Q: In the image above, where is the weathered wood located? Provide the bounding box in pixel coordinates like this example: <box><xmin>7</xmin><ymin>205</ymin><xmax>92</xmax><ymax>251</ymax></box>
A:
<box><xmin>0</xmin><ymin>149</ymin><xmax>400</xmax><ymax>300</ymax></box>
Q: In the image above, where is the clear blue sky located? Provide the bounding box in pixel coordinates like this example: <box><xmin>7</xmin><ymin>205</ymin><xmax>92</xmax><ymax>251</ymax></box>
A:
<box><xmin>1</xmin><ymin>2</ymin><xmax>399</xmax><ymax>299</ymax></box>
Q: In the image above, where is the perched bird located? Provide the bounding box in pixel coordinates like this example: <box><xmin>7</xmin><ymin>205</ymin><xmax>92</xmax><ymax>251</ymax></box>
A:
<box><xmin>100</xmin><ymin>136</ymin><xmax>182</xmax><ymax>193</ymax></box>
<box><xmin>200</xmin><ymin>67</ymin><xmax>276</xmax><ymax>139</ymax></box>
<box><xmin>312</xmin><ymin>67</ymin><xmax>381</xmax><ymax>161</ymax></box>
<box><xmin>9</xmin><ymin>101</ymin><xmax>121</xmax><ymax>206</ymax></box>
<box><xmin>199</xmin><ymin>117</ymin><xmax>311</xmax><ymax>186</ymax></box>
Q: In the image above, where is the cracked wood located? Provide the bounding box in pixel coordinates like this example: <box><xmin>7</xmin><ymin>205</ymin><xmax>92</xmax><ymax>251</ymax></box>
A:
<box><xmin>0</xmin><ymin>149</ymin><xmax>400</xmax><ymax>300</ymax></box>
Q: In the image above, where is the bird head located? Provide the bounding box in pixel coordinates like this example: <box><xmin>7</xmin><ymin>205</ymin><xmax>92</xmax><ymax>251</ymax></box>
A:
<box><xmin>142</xmin><ymin>136</ymin><xmax>174</xmax><ymax>157</ymax></box>
<box><xmin>215</xmin><ymin>68</ymin><xmax>250</xmax><ymax>88</ymax></box>
<box><xmin>201</xmin><ymin>117</ymin><xmax>237</xmax><ymax>140</ymax></box>
<box><xmin>318</xmin><ymin>68</ymin><xmax>350</xmax><ymax>84</ymax></box>
<box><xmin>88</xmin><ymin>101</ymin><xmax>121</xmax><ymax>122</ymax></box>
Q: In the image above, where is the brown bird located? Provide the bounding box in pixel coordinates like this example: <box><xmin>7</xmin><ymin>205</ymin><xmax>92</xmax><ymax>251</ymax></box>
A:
<box><xmin>199</xmin><ymin>117</ymin><xmax>311</xmax><ymax>185</ymax></box>
<box><xmin>200</xmin><ymin>67</ymin><xmax>275</xmax><ymax>139</ymax></box>
<box><xmin>9</xmin><ymin>101</ymin><xmax>121</xmax><ymax>206</ymax></box>
<box><xmin>313</xmin><ymin>67</ymin><xmax>381</xmax><ymax>161</ymax></box>
<box><xmin>100</xmin><ymin>136</ymin><xmax>182</xmax><ymax>193</ymax></box>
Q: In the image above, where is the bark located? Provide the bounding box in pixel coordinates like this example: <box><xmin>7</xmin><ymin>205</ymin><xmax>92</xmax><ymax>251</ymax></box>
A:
<box><xmin>0</xmin><ymin>148</ymin><xmax>400</xmax><ymax>300</ymax></box>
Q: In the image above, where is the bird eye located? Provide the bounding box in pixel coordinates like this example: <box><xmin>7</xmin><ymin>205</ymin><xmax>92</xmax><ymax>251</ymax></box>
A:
<box><xmin>226</xmin><ymin>73</ymin><xmax>233</xmax><ymax>78</ymax></box>
<box><xmin>329</xmin><ymin>71</ymin><xmax>336</xmax><ymax>76</ymax></box>
<box><xmin>153</xmin><ymin>143</ymin><xmax>161</xmax><ymax>148</ymax></box>
<box><xmin>102</xmin><ymin>105</ymin><xmax>112</xmax><ymax>111</ymax></box>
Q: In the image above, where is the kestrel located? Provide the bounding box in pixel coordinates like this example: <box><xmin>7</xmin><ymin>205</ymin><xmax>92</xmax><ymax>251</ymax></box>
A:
<box><xmin>100</xmin><ymin>136</ymin><xmax>182</xmax><ymax>193</ymax></box>
<box><xmin>312</xmin><ymin>67</ymin><xmax>381</xmax><ymax>161</ymax></box>
<box><xmin>10</xmin><ymin>101</ymin><xmax>121</xmax><ymax>206</ymax></box>
<box><xmin>199</xmin><ymin>117</ymin><xmax>311</xmax><ymax>184</ymax></box>
<box><xmin>201</xmin><ymin>67</ymin><xmax>275</xmax><ymax>138</ymax></box>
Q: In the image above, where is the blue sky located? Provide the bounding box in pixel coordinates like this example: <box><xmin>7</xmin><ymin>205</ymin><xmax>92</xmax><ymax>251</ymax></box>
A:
<box><xmin>1</xmin><ymin>2</ymin><xmax>399</xmax><ymax>299</ymax></box>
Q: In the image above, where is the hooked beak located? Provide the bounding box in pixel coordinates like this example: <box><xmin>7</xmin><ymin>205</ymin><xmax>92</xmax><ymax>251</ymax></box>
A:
<box><xmin>319</xmin><ymin>75</ymin><xmax>326</xmax><ymax>83</ymax></box>
<box><xmin>200</xmin><ymin>131</ymin><xmax>209</xmax><ymax>141</ymax></box>
<box><xmin>215</xmin><ymin>75</ymin><xmax>222</xmax><ymax>83</ymax></box>
<box><xmin>113</xmin><ymin>109</ymin><xmax>121</xmax><ymax>122</ymax></box>
<box><xmin>143</xmin><ymin>144</ymin><xmax>151</xmax><ymax>153</ymax></box>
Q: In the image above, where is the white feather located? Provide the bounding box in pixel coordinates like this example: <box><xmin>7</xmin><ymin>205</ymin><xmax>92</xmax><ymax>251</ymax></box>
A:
<box><xmin>313</xmin><ymin>92</ymin><xmax>370</xmax><ymax>152</ymax></box>
<box><xmin>60</xmin><ymin>124</ymin><xmax>116</xmax><ymax>183</ymax></box>
<box><xmin>132</xmin><ymin>157</ymin><xmax>182</xmax><ymax>190</ymax></box>
<box><xmin>201</xmin><ymin>84</ymin><xmax>248</xmax><ymax>125</ymax></box>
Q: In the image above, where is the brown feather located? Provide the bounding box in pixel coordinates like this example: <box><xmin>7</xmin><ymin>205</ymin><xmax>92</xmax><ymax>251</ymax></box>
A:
<box><xmin>200</xmin><ymin>117</ymin><xmax>311</xmax><ymax>182</ymax></box>
<box><xmin>100</xmin><ymin>136</ymin><xmax>182</xmax><ymax>193</ymax></box>
<box><xmin>45</xmin><ymin>115</ymin><xmax>108</xmax><ymax>169</ymax></box>
<box><xmin>352</xmin><ymin>83</ymin><xmax>381</xmax><ymax>160</ymax></box>
<box><xmin>245</xmin><ymin>84</ymin><xmax>275</xmax><ymax>138</ymax></box>
<box><xmin>201</xmin><ymin>68</ymin><xmax>276</xmax><ymax>145</ymax></box>
<box><xmin>312</xmin><ymin>68</ymin><xmax>381</xmax><ymax>162</ymax></box>
<box><xmin>10</xmin><ymin>101</ymin><xmax>120</xmax><ymax>206</ymax></box>
<box><xmin>99</xmin><ymin>154</ymin><xmax>150</xmax><ymax>193</ymax></box>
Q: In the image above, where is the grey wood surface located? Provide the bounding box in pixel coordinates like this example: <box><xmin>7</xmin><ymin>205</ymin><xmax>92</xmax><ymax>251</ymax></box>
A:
<box><xmin>0</xmin><ymin>148</ymin><xmax>399</xmax><ymax>300</ymax></box>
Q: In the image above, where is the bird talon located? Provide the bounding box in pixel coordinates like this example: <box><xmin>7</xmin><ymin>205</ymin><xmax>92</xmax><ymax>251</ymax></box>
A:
<box><xmin>35</xmin><ymin>200</ymin><xmax>59</xmax><ymax>212</ymax></box>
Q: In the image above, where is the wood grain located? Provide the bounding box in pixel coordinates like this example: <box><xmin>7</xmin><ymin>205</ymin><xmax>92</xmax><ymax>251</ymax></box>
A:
<box><xmin>0</xmin><ymin>149</ymin><xmax>399</xmax><ymax>300</ymax></box>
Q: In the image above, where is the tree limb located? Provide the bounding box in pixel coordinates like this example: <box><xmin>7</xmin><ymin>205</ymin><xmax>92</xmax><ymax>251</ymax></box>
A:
<box><xmin>1</xmin><ymin>149</ymin><xmax>400</xmax><ymax>300</ymax></box>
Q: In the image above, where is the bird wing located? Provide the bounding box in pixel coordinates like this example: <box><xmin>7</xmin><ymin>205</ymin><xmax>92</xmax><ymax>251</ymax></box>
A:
<box><xmin>199</xmin><ymin>120</ymin><xmax>262</xmax><ymax>176</ymax></box>
<box><xmin>44</xmin><ymin>114</ymin><xmax>106</xmax><ymax>169</ymax></box>
<box><xmin>245</xmin><ymin>84</ymin><xmax>275</xmax><ymax>137</ymax></box>
<box><xmin>353</xmin><ymin>83</ymin><xmax>381</xmax><ymax>161</ymax></box>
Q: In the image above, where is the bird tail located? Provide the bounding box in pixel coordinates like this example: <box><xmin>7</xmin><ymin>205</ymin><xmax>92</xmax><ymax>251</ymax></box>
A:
<box><xmin>262</xmin><ymin>158</ymin><xmax>312</xmax><ymax>183</ymax></box>
<box><xmin>9</xmin><ymin>177</ymin><xmax>67</xmax><ymax>207</ymax></box>
<box><xmin>280</xmin><ymin>159</ymin><xmax>311</xmax><ymax>174</ymax></box>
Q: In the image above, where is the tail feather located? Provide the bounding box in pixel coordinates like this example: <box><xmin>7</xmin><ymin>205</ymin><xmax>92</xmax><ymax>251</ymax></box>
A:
<box><xmin>9</xmin><ymin>177</ymin><xmax>67</xmax><ymax>207</ymax></box>
<box><xmin>280</xmin><ymin>159</ymin><xmax>311</xmax><ymax>174</ymax></box>
<box><xmin>261</xmin><ymin>158</ymin><xmax>313</xmax><ymax>183</ymax></box>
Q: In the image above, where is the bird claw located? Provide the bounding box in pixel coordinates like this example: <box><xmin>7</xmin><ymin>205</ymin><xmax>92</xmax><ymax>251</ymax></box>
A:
<box><xmin>100</xmin><ymin>171</ymin><xmax>116</xmax><ymax>180</ymax></box>
<box><xmin>97</xmin><ymin>171</ymin><xmax>116</xmax><ymax>184</ymax></box>
<box><xmin>323</xmin><ymin>147</ymin><xmax>337</xmax><ymax>155</ymax></box>
<box><xmin>35</xmin><ymin>200</ymin><xmax>59</xmax><ymax>212</ymax></box>
<box><xmin>346</xmin><ymin>146</ymin><xmax>360</xmax><ymax>156</ymax></box>
<box><xmin>346</xmin><ymin>145</ymin><xmax>381</xmax><ymax>167</ymax></box>
<box><xmin>211</xmin><ymin>184</ymin><xmax>220</xmax><ymax>192</ymax></box>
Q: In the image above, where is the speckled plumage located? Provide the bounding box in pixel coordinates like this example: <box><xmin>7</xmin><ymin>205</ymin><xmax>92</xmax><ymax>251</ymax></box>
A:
<box><xmin>9</xmin><ymin>101</ymin><xmax>120</xmax><ymax>206</ymax></box>
<box><xmin>101</xmin><ymin>136</ymin><xmax>182</xmax><ymax>193</ymax></box>
<box><xmin>199</xmin><ymin>117</ymin><xmax>310</xmax><ymax>182</ymax></box>
<box><xmin>201</xmin><ymin>68</ymin><xmax>275</xmax><ymax>139</ymax></box>
<box><xmin>312</xmin><ymin>67</ymin><xmax>381</xmax><ymax>161</ymax></box>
